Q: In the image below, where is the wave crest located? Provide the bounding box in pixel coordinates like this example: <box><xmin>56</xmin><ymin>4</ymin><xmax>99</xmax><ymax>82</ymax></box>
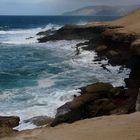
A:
<box><xmin>0</xmin><ymin>24</ymin><xmax>62</xmax><ymax>45</ymax></box>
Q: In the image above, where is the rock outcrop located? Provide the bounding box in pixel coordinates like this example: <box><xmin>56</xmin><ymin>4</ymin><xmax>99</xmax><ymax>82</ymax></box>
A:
<box><xmin>37</xmin><ymin>8</ymin><xmax>140</xmax><ymax>127</ymax></box>
<box><xmin>0</xmin><ymin>116</ymin><xmax>20</xmax><ymax>137</ymax></box>
<box><xmin>51</xmin><ymin>83</ymin><xmax>138</xmax><ymax>126</ymax></box>
<box><xmin>136</xmin><ymin>89</ymin><xmax>140</xmax><ymax>111</ymax></box>
<box><xmin>38</xmin><ymin>24</ymin><xmax>122</xmax><ymax>43</ymax></box>
<box><xmin>24</xmin><ymin>116</ymin><xmax>53</xmax><ymax>127</ymax></box>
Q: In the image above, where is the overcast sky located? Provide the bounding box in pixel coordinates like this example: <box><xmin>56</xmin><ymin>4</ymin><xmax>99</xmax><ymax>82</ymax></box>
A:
<box><xmin>0</xmin><ymin>0</ymin><xmax>140</xmax><ymax>15</ymax></box>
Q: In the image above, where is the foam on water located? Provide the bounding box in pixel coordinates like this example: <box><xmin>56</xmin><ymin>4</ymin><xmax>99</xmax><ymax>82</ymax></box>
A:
<box><xmin>0</xmin><ymin>24</ymin><xmax>131</xmax><ymax>131</ymax></box>
<box><xmin>0</xmin><ymin>24</ymin><xmax>61</xmax><ymax>44</ymax></box>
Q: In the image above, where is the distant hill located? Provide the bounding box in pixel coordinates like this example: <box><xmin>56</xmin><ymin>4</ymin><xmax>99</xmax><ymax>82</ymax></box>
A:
<box><xmin>62</xmin><ymin>5</ymin><xmax>140</xmax><ymax>16</ymax></box>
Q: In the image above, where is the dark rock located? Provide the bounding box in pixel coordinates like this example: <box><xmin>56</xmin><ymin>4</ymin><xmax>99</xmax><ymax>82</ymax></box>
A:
<box><xmin>70</xmin><ymin>93</ymin><xmax>99</xmax><ymax>110</ymax></box>
<box><xmin>125</xmin><ymin>78</ymin><xmax>140</xmax><ymax>88</ymax></box>
<box><xmin>0</xmin><ymin>116</ymin><xmax>20</xmax><ymax>128</ymax></box>
<box><xmin>95</xmin><ymin>45</ymin><xmax>107</xmax><ymax>52</ymax></box>
<box><xmin>86</xmin><ymin>98</ymin><xmax>116</xmax><ymax>117</ymax></box>
<box><xmin>24</xmin><ymin>116</ymin><xmax>54</xmax><ymax>126</ymax></box>
<box><xmin>76</xmin><ymin>41</ymin><xmax>89</xmax><ymax>47</ymax></box>
<box><xmin>107</xmin><ymin>50</ymin><xmax>120</xmax><ymax>57</ymax></box>
<box><xmin>83</xmin><ymin>82</ymin><xmax>113</xmax><ymax>94</ymax></box>
<box><xmin>26</xmin><ymin>37</ymin><xmax>33</xmax><ymax>40</ymax></box>
<box><xmin>51</xmin><ymin>109</ymin><xmax>82</xmax><ymax>127</ymax></box>
<box><xmin>37</xmin><ymin>29</ymin><xmax>56</xmax><ymax>36</ymax></box>
<box><xmin>56</xmin><ymin>102</ymin><xmax>71</xmax><ymax>117</ymax></box>
<box><xmin>131</xmin><ymin>40</ymin><xmax>140</xmax><ymax>56</ymax></box>
<box><xmin>51</xmin><ymin>82</ymin><xmax>133</xmax><ymax>127</ymax></box>
<box><xmin>110</xmin><ymin>107</ymin><xmax>129</xmax><ymax>115</ymax></box>
<box><xmin>38</xmin><ymin>24</ymin><xmax>108</xmax><ymax>43</ymax></box>
<box><xmin>136</xmin><ymin>89</ymin><xmax>140</xmax><ymax>111</ymax></box>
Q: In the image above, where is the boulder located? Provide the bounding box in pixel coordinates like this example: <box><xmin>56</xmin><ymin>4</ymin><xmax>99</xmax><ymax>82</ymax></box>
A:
<box><xmin>86</xmin><ymin>98</ymin><xmax>116</xmax><ymax>117</ymax></box>
<box><xmin>0</xmin><ymin>116</ymin><xmax>20</xmax><ymax>128</ymax></box>
<box><xmin>82</xmin><ymin>83</ymin><xmax>114</xmax><ymax>96</ymax></box>
<box><xmin>56</xmin><ymin>102</ymin><xmax>71</xmax><ymax>117</ymax></box>
<box><xmin>37</xmin><ymin>29</ymin><xmax>56</xmax><ymax>36</ymax></box>
<box><xmin>70</xmin><ymin>93</ymin><xmax>99</xmax><ymax>110</ymax></box>
<box><xmin>51</xmin><ymin>82</ymin><xmax>139</xmax><ymax>127</ymax></box>
<box><xmin>136</xmin><ymin>89</ymin><xmax>140</xmax><ymax>111</ymax></box>
<box><xmin>38</xmin><ymin>24</ymin><xmax>107</xmax><ymax>43</ymax></box>
<box><xmin>131</xmin><ymin>39</ymin><xmax>140</xmax><ymax>56</ymax></box>
<box><xmin>51</xmin><ymin>109</ymin><xmax>82</xmax><ymax>127</ymax></box>
<box><xmin>24</xmin><ymin>116</ymin><xmax>54</xmax><ymax>126</ymax></box>
<box><xmin>110</xmin><ymin>107</ymin><xmax>129</xmax><ymax>115</ymax></box>
<box><xmin>108</xmin><ymin>50</ymin><xmax>119</xmax><ymax>57</ymax></box>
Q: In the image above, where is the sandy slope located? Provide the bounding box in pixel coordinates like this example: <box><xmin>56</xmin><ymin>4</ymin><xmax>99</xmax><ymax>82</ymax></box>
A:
<box><xmin>88</xmin><ymin>8</ymin><xmax>140</xmax><ymax>35</ymax></box>
<box><xmin>1</xmin><ymin>112</ymin><xmax>140</xmax><ymax>140</ymax></box>
<box><xmin>110</xmin><ymin>8</ymin><xmax>140</xmax><ymax>34</ymax></box>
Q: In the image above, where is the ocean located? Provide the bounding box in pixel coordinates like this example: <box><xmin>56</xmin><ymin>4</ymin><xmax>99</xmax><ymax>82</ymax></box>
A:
<box><xmin>0</xmin><ymin>16</ymin><xmax>130</xmax><ymax>130</ymax></box>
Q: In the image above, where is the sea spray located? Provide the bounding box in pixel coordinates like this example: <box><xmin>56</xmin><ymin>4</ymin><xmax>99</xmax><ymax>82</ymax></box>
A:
<box><xmin>0</xmin><ymin>16</ymin><xmax>130</xmax><ymax>130</ymax></box>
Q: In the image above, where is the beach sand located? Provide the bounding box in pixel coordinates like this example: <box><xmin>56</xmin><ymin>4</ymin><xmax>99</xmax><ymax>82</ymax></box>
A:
<box><xmin>1</xmin><ymin>112</ymin><xmax>140</xmax><ymax>140</ymax></box>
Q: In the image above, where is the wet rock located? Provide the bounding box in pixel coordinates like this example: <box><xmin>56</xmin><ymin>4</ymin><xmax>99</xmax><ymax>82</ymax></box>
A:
<box><xmin>51</xmin><ymin>109</ymin><xmax>82</xmax><ymax>127</ymax></box>
<box><xmin>0</xmin><ymin>116</ymin><xmax>20</xmax><ymax>128</ymax></box>
<box><xmin>110</xmin><ymin>107</ymin><xmax>129</xmax><ymax>115</ymax></box>
<box><xmin>70</xmin><ymin>93</ymin><xmax>99</xmax><ymax>110</ymax></box>
<box><xmin>82</xmin><ymin>83</ymin><xmax>113</xmax><ymax>95</ymax></box>
<box><xmin>26</xmin><ymin>37</ymin><xmax>33</xmax><ymax>40</ymax></box>
<box><xmin>37</xmin><ymin>29</ymin><xmax>56</xmax><ymax>36</ymax></box>
<box><xmin>107</xmin><ymin>50</ymin><xmax>119</xmax><ymax>57</ymax></box>
<box><xmin>136</xmin><ymin>89</ymin><xmax>140</xmax><ymax>111</ymax></box>
<box><xmin>86</xmin><ymin>98</ymin><xmax>116</xmax><ymax>117</ymax></box>
<box><xmin>56</xmin><ymin>102</ymin><xmax>71</xmax><ymax>117</ymax></box>
<box><xmin>76</xmin><ymin>41</ymin><xmax>89</xmax><ymax>47</ymax></box>
<box><xmin>51</xmin><ymin>82</ymin><xmax>131</xmax><ymax>127</ymax></box>
<box><xmin>125</xmin><ymin>77</ymin><xmax>140</xmax><ymax>88</ymax></box>
<box><xmin>25</xmin><ymin>116</ymin><xmax>54</xmax><ymax>126</ymax></box>
<box><xmin>131</xmin><ymin>39</ymin><xmax>140</xmax><ymax>56</ymax></box>
<box><xmin>38</xmin><ymin>24</ymin><xmax>107</xmax><ymax>43</ymax></box>
<box><xmin>95</xmin><ymin>45</ymin><xmax>107</xmax><ymax>52</ymax></box>
<box><xmin>102</xmin><ymin>30</ymin><xmax>136</xmax><ymax>45</ymax></box>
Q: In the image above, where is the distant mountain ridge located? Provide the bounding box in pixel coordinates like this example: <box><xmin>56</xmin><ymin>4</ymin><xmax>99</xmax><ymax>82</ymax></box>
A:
<box><xmin>62</xmin><ymin>5</ymin><xmax>140</xmax><ymax>16</ymax></box>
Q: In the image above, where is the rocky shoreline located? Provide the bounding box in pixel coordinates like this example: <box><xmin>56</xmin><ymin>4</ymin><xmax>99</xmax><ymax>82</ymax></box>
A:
<box><xmin>1</xmin><ymin>9</ymin><xmax>140</xmax><ymax>138</ymax></box>
<box><xmin>36</xmin><ymin>10</ymin><xmax>140</xmax><ymax>127</ymax></box>
<box><xmin>0</xmin><ymin>116</ymin><xmax>20</xmax><ymax>137</ymax></box>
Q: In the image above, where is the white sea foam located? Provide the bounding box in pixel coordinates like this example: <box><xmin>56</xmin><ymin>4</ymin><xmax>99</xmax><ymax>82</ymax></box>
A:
<box><xmin>0</xmin><ymin>25</ymin><xmax>131</xmax><ymax>131</ymax></box>
<box><xmin>38</xmin><ymin>79</ymin><xmax>55</xmax><ymax>88</ymax></box>
<box><xmin>76</xmin><ymin>21</ymin><xmax>88</xmax><ymax>25</ymax></box>
<box><xmin>14</xmin><ymin>122</ymin><xmax>37</xmax><ymax>131</ymax></box>
<box><xmin>68</xmin><ymin>47</ymin><xmax>130</xmax><ymax>87</ymax></box>
<box><xmin>0</xmin><ymin>24</ymin><xmax>62</xmax><ymax>45</ymax></box>
<box><xmin>0</xmin><ymin>86</ymin><xmax>80</xmax><ymax>130</ymax></box>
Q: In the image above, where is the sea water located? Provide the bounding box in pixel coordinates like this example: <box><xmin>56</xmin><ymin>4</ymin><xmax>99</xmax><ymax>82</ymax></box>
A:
<box><xmin>0</xmin><ymin>16</ymin><xmax>130</xmax><ymax>130</ymax></box>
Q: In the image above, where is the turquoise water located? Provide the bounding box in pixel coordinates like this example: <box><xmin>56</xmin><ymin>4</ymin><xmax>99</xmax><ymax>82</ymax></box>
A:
<box><xmin>0</xmin><ymin>16</ymin><xmax>130</xmax><ymax>130</ymax></box>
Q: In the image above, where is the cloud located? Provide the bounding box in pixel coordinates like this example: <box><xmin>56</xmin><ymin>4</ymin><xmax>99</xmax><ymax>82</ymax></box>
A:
<box><xmin>0</xmin><ymin>0</ymin><xmax>140</xmax><ymax>15</ymax></box>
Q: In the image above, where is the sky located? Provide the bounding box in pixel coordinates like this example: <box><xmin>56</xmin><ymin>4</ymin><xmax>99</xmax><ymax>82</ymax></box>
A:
<box><xmin>0</xmin><ymin>0</ymin><xmax>140</xmax><ymax>15</ymax></box>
